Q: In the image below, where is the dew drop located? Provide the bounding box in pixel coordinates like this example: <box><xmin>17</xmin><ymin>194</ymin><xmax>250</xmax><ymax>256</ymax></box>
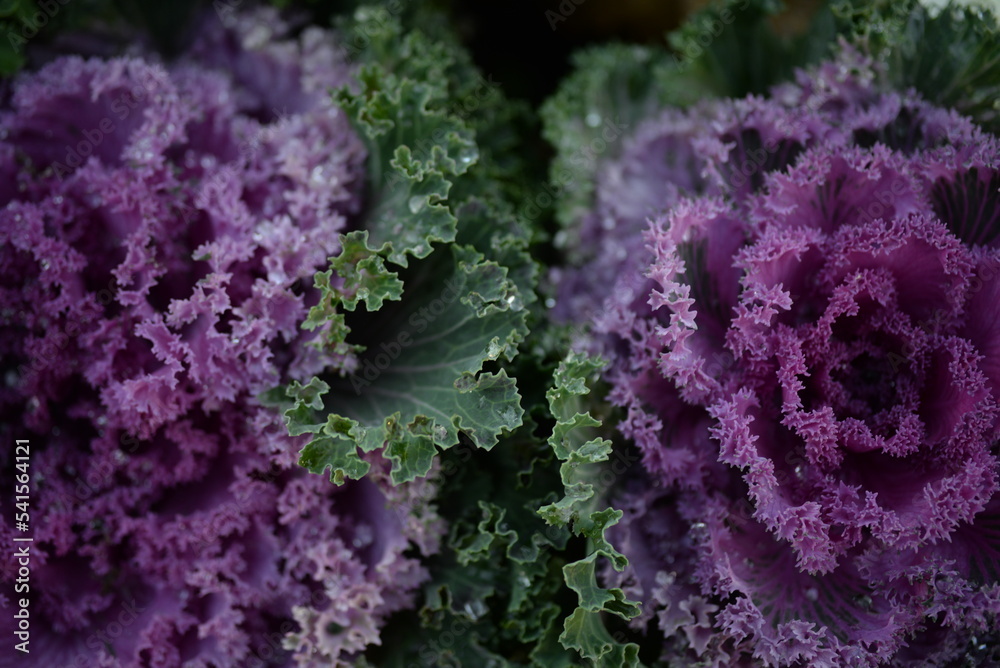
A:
<box><xmin>585</xmin><ymin>112</ymin><xmax>602</xmax><ymax>128</ymax></box>
<box><xmin>457</xmin><ymin>147</ymin><xmax>478</xmax><ymax>166</ymax></box>
<box><xmin>853</xmin><ymin>594</ymin><xmax>873</xmax><ymax>610</ymax></box>
<box><xmin>408</xmin><ymin>196</ymin><xmax>424</xmax><ymax>214</ymax></box>
<box><xmin>352</xmin><ymin>523</ymin><xmax>374</xmax><ymax>548</ymax></box>
<box><xmin>463</xmin><ymin>600</ymin><xmax>487</xmax><ymax>620</ymax></box>
<box><xmin>805</xmin><ymin>587</ymin><xmax>819</xmax><ymax>602</ymax></box>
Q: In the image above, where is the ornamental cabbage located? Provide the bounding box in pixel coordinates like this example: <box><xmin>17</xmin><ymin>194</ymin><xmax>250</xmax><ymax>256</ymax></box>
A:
<box><xmin>0</xmin><ymin>9</ymin><xmax>444</xmax><ymax>666</ymax></box>
<box><xmin>556</xmin><ymin>45</ymin><xmax>1000</xmax><ymax>666</ymax></box>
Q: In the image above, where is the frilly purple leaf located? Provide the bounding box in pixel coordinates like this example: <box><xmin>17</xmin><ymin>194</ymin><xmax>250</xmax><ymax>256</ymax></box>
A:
<box><xmin>575</xmin><ymin>47</ymin><xmax>1000</xmax><ymax>666</ymax></box>
<box><xmin>0</xmin><ymin>9</ymin><xmax>442</xmax><ymax>667</ymax></box>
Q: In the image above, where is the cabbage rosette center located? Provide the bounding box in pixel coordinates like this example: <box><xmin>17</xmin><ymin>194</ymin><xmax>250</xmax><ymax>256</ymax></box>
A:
<box><xmin>591</xmin><ymin>52</ymin><xmax>1000</xmax><ymax>665</ymax></box>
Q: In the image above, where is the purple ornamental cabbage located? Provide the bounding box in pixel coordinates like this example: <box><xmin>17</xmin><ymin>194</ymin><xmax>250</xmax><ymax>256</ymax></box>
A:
<box><xmin>0</xmin><ymin>10</ymin><xmax>442</xmax><ymax>667</ymax></box>
<box><xmin>567</xmin><ymin>49</ymin><xmax>1000</xmax><ymax>665</ymax></box>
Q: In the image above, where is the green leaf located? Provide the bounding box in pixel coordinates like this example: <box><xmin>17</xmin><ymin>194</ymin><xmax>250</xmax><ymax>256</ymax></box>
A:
<box><xmin>453</xmin><ymin>198</ymin><xmax>540</xmax><ymax>308</ymax></box>
<box><xmin>360</xmin><ymin>403</ymin><xmax>583</xmax><ymax>665</ymax></box>
<box><xmin>540</xmin><ymin>43</ymin><xmax>700</xmax><ymax>231</ymax></box>
<box><xmin>277</xmin><ymin>7</ymin><xmax>566</xmax><ymax>665</ymax></box>
<box><xmin>329</xmin><ymin>231</ymin><xmax>403</xmax><ymax>311</ymax></box>
<box><xmin>333</xmin><ymin>8</ymin><xmax>481</xmax><ymax>267</ymax></box>
<box><xmin>337</xmin><ymin>74</ymin><xmax>469</xmax><ymax>266</ymax></box>
<box><xmin>0</xmin><ymin>0</ymin><xmax>203</xmax><ymax>77</ymax></box>
<box><xmin>282</xmin><ymin>378</ymin><xmax>330</xmax><ymax>436</ymax></box>
<box><xmin>541</xmin><ymin>0</ymin><xmax>838</xmax><ymax>233</ymax></box>
<box><xmin>834</xmin><ymin>0</ymin><xmax>1000</xmax><ymax>133</ymax></box>
<box><xmin>669</xmin><ymin>0</ymin><xmax>836</xmax><ymax>99</ymax></box>
<box><xmin>286</xmin><ymin>238</ymin><xmax>528</xmax><ymax>485</ymax></box>
<box><xmin>541</xmin><ymin>353</ymin><xmax>642</xmax><ymax>663</ymax></box>
<box><xmin>298</xmin><ymin>433</ymin><xmax>370</xmax><ymax>485</ymax></box>
<box><xmin>561</xmin><ymin>609</ymin><xmax>640</xmax><ymax>668</ymax></box>
<box><xmin>281</xmin><ymin>7</ymin><xmax>540</xmax><ymax>487</ymax></box>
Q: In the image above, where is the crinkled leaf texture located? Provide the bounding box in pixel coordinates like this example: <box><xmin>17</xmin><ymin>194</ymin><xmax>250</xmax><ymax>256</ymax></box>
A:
<box><xmin>834</xmin><ymin>0</ymin><xmax>1000</xmax><ymax>132</ymax></box>
<box><xmin>335</xmin><ymin>73</ymin><xmax>475</xmax><ymax>266</ymax></box>
<box><xmin>273</xmin><ymin>9</ymin><xmax>529</xmax><ymax>487</ymax></box>
<box><xmin>353</xmin><ymin>350</ymin><xmax>644</xmax><ymax>667</ymax></box>
<box><xmin>0</xmin><ymin>7</ymin><xmax>445</xmax><ymax>667</ymax></box>
<box><xmin>542</xmin><ymin>354</ymin><xmax>642</xmax><ymax>665</ymax></box>
<box><xmin>540</xmin><ymin>0</ymin><xmax>836</xmax><ymax>236</ymax></box>
<box><xmin>559</xmin><ymin>38</ymin><xmax>1000</xmax><ymax>668</ymax></box>
<box><xmin>282</xmin><ymin>229</ymin><xmax>528</xmax><ymax>485</ymax></box>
